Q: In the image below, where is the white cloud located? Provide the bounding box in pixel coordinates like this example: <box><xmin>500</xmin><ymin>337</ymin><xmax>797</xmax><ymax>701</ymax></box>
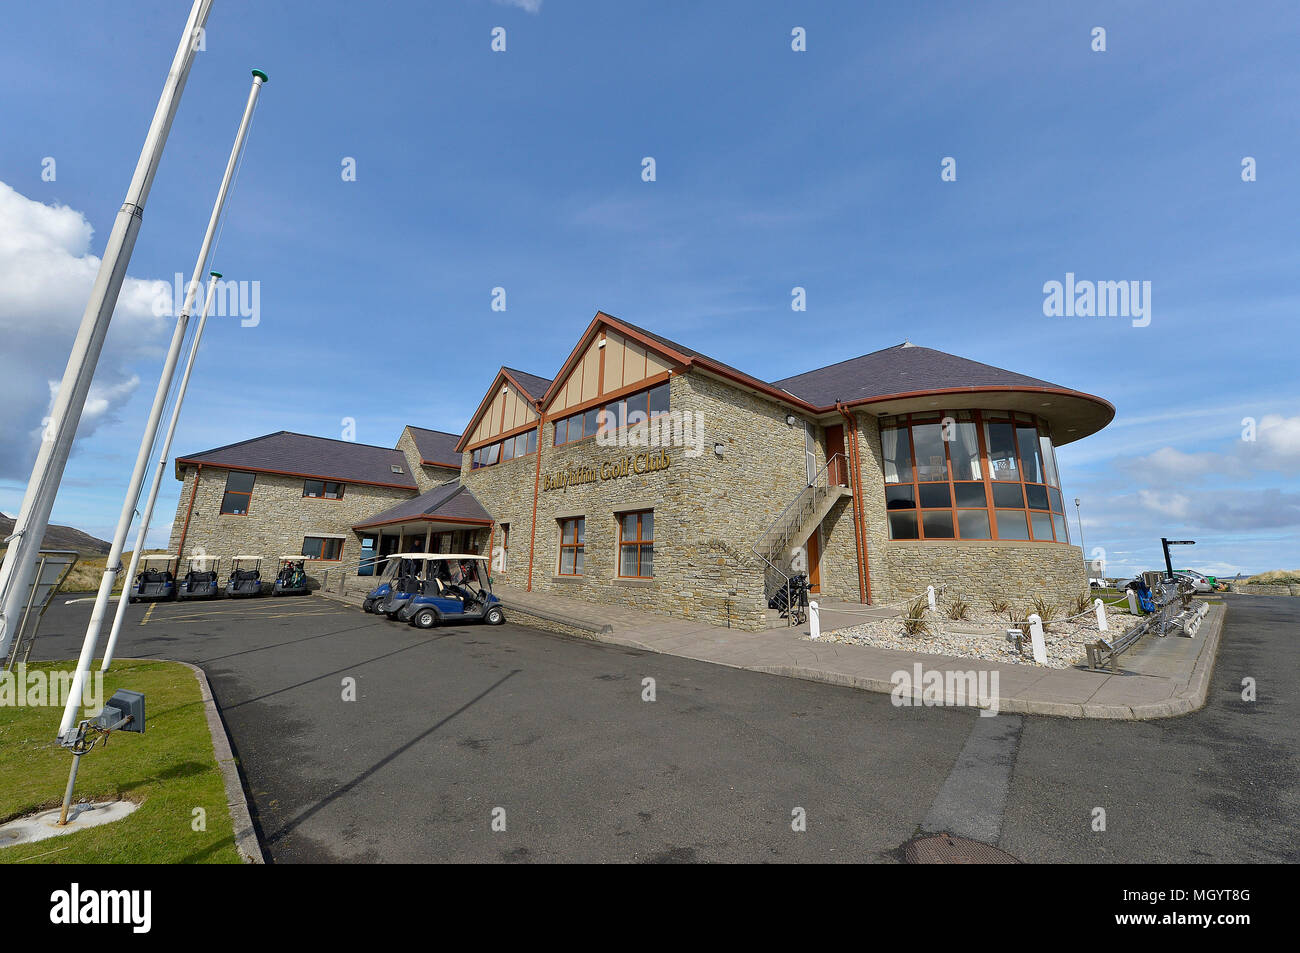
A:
<box><xmin>1137</xmin><ymin>488</ymin><xmax>1193</xmax><ymax>519</ymax></box>
<box><xmin>1244</xmin><ymin>414</ymin><xmax>1300</xmax><ymax>471</ymax></box>
<box><xmin>492</xmin><ymin>0</ymin><xmax>542</xmax><ymax>13</ymax></box>
<box><xmin>0</xmin><ymin>181</ymin><xmax>172</xmax><ymax>480</ymax></box>
<box><xmin>1126</xmin><ymin>446</ymin><xmax>1233</xmax><ymax>483</ymax></box>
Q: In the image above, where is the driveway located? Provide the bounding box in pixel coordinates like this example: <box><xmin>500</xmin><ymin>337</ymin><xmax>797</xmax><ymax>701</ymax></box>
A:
<box><xmin>28</xmin><ymin>592</ymin><xmax>1298</xmax><ymax>862</ymax></box>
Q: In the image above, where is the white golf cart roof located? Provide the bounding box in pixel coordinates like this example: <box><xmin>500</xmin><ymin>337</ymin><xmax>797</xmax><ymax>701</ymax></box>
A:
<box><xmin>232</xmin><ymin>555</ymin><xmax>263</xmax><ymax>562</ymax></box>
<box><xmin>140</xmin><ymin>553</ymin><xmax>178</xmax><ymax>565</ymax></box>
<box><xmin>186</xmin><ymin>555</ymin><xmax>219</xmax><ymax>566</ymax></box>
<box><xmin>386</xmin><ymin>552</ymin><xmax>487</xmax><ymax>562</ymax></box>
<box><xmin>279</xmin><ymin>555</ymin><xmax>308</xmax><ymax>561</ymax></box>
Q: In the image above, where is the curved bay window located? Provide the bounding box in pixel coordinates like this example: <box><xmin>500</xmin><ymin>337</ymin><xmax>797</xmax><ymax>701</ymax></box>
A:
<box><xmin>881</xmin><ymin>411</ymin><xmax>1070</xmax><ymax>543</ymax></box>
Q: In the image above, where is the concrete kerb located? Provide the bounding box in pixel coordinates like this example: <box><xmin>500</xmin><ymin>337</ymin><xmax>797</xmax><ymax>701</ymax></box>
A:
<box><xmin>140</xmin><ymin>657</ymin><xmax>263</xmax><ymax>863</ymax></box>
<box><xmin>284</xmin><ymin>585</ymin><xmax>1229</xmax><ymax>721</ymax></box>
<box><xmin>503</xmin><ymin>602</ymin><xmax>1230</xmax><ymax>722</ymax></box>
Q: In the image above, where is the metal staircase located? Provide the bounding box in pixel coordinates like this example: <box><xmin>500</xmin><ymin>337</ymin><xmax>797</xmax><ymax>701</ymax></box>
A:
<box><xmin>752</xmin><ymin>453</ymin><xmax>851</xmax><ymax>620</ymax></box>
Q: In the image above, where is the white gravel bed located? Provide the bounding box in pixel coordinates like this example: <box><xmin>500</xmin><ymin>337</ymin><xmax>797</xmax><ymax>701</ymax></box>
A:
<box><xmin>812</xmin><ymin>600</ymin><xmax>1141</xmax><ymax>668</ymax></box>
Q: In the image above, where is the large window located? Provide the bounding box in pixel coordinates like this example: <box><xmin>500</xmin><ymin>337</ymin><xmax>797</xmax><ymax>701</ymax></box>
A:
<box><xmin>303</xmin><ymin>479</ymin><xmax>345</xmax><ymax>499</ymax></box>
<box><xmin>220</xmin><ymin>471</ymin><xmax>255</xmax><ymax>515</ymax></box>
<box><xmin>553</xmin><ymin>382</ymin><xmax>670</xmax><ymax>447</ymax></box>
<box><xmin>618</xmin><ymin>510</ymin><xmax>654</xmax><ymax>578</ymax></box>
<box><xmin>558</xmin><ymin>517</ymin><xmax>585</xmax><ymax>576</ymax></box>
<box><xmin>302</xmin><ymin>536</ymin><xmax>343</xmax><ymax>561</ymax></box>
<box><xmin>471</xmin><ymin>428</ymin><xmax>539</xmax><ymax>469</ymax></box>
<box><xmin>881</xmin><ymin>411</ymin><xmax>1070</xmax><ymax>543</ymax></box>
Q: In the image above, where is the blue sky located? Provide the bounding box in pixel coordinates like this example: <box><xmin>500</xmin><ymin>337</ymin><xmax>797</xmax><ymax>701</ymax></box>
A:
<box><xmin>1</xmin><ymin>0</ymin><xmax>1296</xmax><ymax>579</ymax></box>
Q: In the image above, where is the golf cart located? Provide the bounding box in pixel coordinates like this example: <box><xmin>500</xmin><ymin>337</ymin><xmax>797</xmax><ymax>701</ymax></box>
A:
<box><xmin>399</xmin><ymin>554</ymin><xmax>506</xmax><ymax>629</ymax></box>
<box><xmin>360</xmin><ymin>552</ymin><xmax>405</xmax><ymax>612</ymax></box>
<box><xmin>128</xmin><ymin>554</ymin><xmax>179</xmax><ymax>603</ymax></box>
<box><xmin>372</xmin><ymin>554</ymin><xmax>443</xmax><ymax>619</ymax></box>
<box><xmin>225</xmin><ymin>556</ymin><xmax>265</xmax><ymax>598</ymax></box>
<box><xmin>273</xmin><ymin>556</ymin><xmax>311</xmax><ymax>596</ymax></box>
<box><xmin>177</xmin><ymin>556</ymin><xmax>222</xmax><ymax>600</ymax></box>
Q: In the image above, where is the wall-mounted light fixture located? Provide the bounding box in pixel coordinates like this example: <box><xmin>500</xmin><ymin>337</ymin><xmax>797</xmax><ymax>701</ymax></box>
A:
<box><xmin>714</xmin><ymin>443</ymin><xmax>725</xmax><ymax>458</ymax></box>
<box><xmin>785</xmin><ymin>414</ymin><xmax>798</xmax><ymax>427</ymax></box>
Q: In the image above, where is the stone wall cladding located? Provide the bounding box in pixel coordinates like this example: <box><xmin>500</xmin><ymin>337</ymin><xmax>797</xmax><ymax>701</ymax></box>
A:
<box><xmin>877</xmin><ymin>539</ymin><xmax>1088</xmax><ymax>609</ymax></box>
<box><xmin>460</xmin><ymin>440</ymin><xmax>543</xmax><ymax>590</ymax></box>
<box><xmin>168</xmin><ymin>466</ymin><xmax>414</xmax><ymax>586</ymax></box>
<box><xmin>461</xmin><ymin>370</ymin><xmax>814</xmax><ymax>630</ymax></box>
<box><xmin>396</xmin><ymin>429</ymin><xmax>459</xmax><ymax>492</ymax></box>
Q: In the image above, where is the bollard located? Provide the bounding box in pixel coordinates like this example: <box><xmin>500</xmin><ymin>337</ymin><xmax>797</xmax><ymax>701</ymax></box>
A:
<box><xmin>926</xmin><ymin>586</ymin><xmax>936</xmax><ymax>611</ymax></box>
<box><xmin>1094</xmin><ymin>598</ymin><xmax>1108</xmax><ymax>632</ymax></box>
<box><xmin>809</xmin><ymin>600</ymin><xmax>820</xmax><ymax>640</ymax></box>
<box><xmin>1027</xmin><ymin>613</ymin><xmax>1047</xmax><ymax>664</ymax></box>
<box><xmin>1127</xmin><ymin>588</ymin><xmax>1140</xmax><ymax>615</ymax></box>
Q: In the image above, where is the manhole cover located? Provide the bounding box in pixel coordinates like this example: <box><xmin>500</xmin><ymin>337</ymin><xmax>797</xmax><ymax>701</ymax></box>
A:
<box><xmin>900</xmin><ymin>833</ymin><xmax>1019</xmax><ymax>864</ymax></box>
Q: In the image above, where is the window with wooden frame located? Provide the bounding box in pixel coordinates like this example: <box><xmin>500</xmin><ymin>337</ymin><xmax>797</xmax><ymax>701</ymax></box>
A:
<box><xmin>471</xmin><ymin>428</ymin><xmax>538</xmax><ymax>469</ymax></box>
<box><xmin>618</xmin><ymin>510</ymin><xmax>654</xmax><ymax>578</ymax></box>
<box><xmin>303</xmin><ymin>479</ymin><xmax>345</xmax><ymax>500</ymax></box>
<box><xmin>558</xmin><ymin>517</ymin><xmax>585</xmax><ymax>576</ymax></box>
<box><xmin>553</xmin><ymin>382</ymin><xmax>670</xmax><ymax>446</ymax></box>
<box><xmin>881</xmin><ymin>410</ymin><xmax>1069</xmax><ymax>543</ymax></box>
<box><xmin>219</xmin><ymin>471</ymin><xmax>255</xmax><ymax>515</ymax></box>
<box><xmin>302</xmin><ymin>536</ymin><xmax>343</xmax><ymax>561</ymax></box>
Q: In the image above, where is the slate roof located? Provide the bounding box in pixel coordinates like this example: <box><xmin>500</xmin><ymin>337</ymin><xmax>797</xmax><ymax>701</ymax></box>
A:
<box><xmin>175</xmin><ymin>431</ymin><xmax>417</xmax><ymax>488</ymax></box>
<box><xmin>353</xmin><ymin>480</ymin><xmax>492</xmax><ymax>528</ymax></box>
<box><xmin>404</xmin><ymin>426</ymin><xmax>462</xmax><ymax>468</ymax></box>
<box><xmin>502</xmin><ymin>366</ymin><xmax>552</xmax><ymax>401</ymax></box>
<box><xmin>771</xmin><ymin>343</ymin><xmax>1074</xmax><ymax>407</ymax></box>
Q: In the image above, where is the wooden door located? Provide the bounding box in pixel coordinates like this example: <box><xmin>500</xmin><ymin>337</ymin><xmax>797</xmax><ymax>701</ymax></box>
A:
<box><xmin>806</xmin><ymin>530</ymin><xmax>821</xmax><ymax>593</ymax></box>
<box><xmin>825</xmin><ymin>424</ymin><xmax>847</xmax><ymax>486</ymax></box>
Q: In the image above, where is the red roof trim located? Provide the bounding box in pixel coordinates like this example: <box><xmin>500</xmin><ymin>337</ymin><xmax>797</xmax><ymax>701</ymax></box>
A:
<box><xmin>174</xmin><ymin>458</ymin><xmax>415</xmax><ymax>491</ymax></box>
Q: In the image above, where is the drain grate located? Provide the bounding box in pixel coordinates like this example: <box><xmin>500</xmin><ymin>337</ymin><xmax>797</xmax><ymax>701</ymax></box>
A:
<box><xmin>900</xmin><ymin>833</ymin><xmax>1019</xmax><ymax>864</ymax></box>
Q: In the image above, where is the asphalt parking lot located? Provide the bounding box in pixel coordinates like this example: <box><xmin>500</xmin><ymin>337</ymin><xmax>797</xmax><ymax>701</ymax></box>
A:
<box><xmin>27</xmin><ymin>592</ymin><xmax>1300</xmax><ymax>863</ymax></box>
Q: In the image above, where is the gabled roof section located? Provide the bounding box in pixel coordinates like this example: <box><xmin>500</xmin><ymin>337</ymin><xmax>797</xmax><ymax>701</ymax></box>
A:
<box><xmin>456</xmin><ymin>367</ymin><xmax>547</xmax><ymax>451</ymax></box>
<box><xmin>542</xmin><ymin>311</ymin><xmax>822</xmax><ymax>415</ymax></box>
<box><xmin>404</xmin><ymin>426</ymin><xmax>462</xmax><ymax>469</ymax></box>
<box><xmin>352</xmin><ymin>480</ymin><xmax>493</xmax><ymax>529</ymax></box>
<box><xmin>175</xmin><ymin>431</ymin><xmax>417</xmax><ymax>488</ymax></box>
<box><xmin>502</xmin><ymin>366</ymin><xmax>552</xmax><ymax>401</ymax></box>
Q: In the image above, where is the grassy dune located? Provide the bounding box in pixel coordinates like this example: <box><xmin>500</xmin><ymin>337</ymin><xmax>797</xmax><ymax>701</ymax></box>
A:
<box><xmin>1244</xmin><ymin>569</ymin><xmax>1300</xmax><ymax>585</ymax></box>
<box><xmin>0</xmin><ymin>549</ymin><xmax>169</xmax><ymax>595</ymax></box>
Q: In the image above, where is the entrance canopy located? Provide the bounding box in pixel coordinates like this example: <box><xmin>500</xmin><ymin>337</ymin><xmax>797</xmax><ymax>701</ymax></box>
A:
<box><xmin>352</xmin><ymin>480</ymin><xmax>493</xmax><ymax>534</ymax></box>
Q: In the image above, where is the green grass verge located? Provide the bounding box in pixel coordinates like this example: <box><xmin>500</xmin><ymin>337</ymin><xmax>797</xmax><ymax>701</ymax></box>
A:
<box><xmin>0</xmin><ymin>659</ymin><xmax>244</xmax><ymax>864</ymax></box>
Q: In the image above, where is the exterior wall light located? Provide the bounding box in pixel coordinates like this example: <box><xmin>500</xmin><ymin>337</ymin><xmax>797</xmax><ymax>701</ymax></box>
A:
<box><xmin>786</xmin><ymin>414</ymin><xmax>798</xmax><ymax>427</ymax></box>
<box><xmin>714</xmin><ymin>443</ymin><xmax>725</xmax><ymax>458</ymax></box>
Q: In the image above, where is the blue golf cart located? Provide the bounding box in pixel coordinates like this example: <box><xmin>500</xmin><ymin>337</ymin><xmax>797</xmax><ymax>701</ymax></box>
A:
<box><xmin>370</xmin><ymin>554</ymin><xmax>441</xmax><ymax>619</ymax></box>
<box><xmin>397</xmin><ymin>554</ymin><xmax>505</xmax><ymax>629</ymax></box>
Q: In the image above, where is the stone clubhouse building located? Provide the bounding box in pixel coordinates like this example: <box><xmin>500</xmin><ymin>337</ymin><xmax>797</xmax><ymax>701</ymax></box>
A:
<box><xmin>168</xmin><ymin>311</ymin><xmax>1112</xmax><ymax>630</ymax></box>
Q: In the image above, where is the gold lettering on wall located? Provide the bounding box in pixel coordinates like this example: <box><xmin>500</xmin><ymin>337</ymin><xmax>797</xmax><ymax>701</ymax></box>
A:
<box><xmin>542</xmin><ymin>451</ymin><xmax>671</xmax><ymax>492</ymax></box>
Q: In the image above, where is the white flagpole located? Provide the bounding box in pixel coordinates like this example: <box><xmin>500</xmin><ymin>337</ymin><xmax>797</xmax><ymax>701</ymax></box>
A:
<box><xmin>0</xmin><ymin>0</ymin><xmax>213</xmax><ymax>665</ymax></box>
<box><xmin>55</xmin><ymin>68</ymin><xmax>267</xmax><ymax>742</ymax></box>
<box><xmin>102</xmin><ymin>271</ymin><xmax>221</xmax><ymax>671</ymax></box>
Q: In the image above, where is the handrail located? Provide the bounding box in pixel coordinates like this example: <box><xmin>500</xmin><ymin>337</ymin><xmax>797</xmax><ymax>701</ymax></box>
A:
<box><xmin>755</xmin><ymin>453</ymin><xmax>848</xmax><ymax>553</ymax></box>
<box><xmin>751</xmin><ymin>453</ymin><xmax>849</xmax><ymax>624</ymax></box>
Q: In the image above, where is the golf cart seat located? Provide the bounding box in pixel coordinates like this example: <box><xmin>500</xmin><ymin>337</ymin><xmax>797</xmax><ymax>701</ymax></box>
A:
<box><xmin>234</xmin><ymin>569</ymin><xmax>260</xmax><ymax>583</ymax></box>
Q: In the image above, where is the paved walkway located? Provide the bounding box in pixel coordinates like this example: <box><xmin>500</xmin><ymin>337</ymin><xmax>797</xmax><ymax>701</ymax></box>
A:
<box><xmin>496</xmin><ymin>584</ymin><xmax>1226</xmax><ymax>719</ymax></box>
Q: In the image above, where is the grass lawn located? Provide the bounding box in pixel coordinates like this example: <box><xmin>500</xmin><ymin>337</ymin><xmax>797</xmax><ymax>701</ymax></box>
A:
<box><xmin>0</xmin><ymin>659</ymin><xmax>245</xmax><ymax>864</ymax></box>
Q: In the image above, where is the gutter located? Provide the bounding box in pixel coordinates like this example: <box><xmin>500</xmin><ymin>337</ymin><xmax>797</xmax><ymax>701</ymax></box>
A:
<box><xmin>175</xmin><ymin>463</ymin><xmax>202</xmax><ymax>564</ymax></box>
<box><xmin>837</xmin><ymin>403</ymin><xmax>871</xmax><ymax>604</ymax></box>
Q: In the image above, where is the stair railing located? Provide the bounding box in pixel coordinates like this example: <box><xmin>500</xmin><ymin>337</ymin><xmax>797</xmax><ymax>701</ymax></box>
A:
<box><xmin>751</xmin><ymin>453</ymin><xmax>849</xmax><ymax>623</ymax></box>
